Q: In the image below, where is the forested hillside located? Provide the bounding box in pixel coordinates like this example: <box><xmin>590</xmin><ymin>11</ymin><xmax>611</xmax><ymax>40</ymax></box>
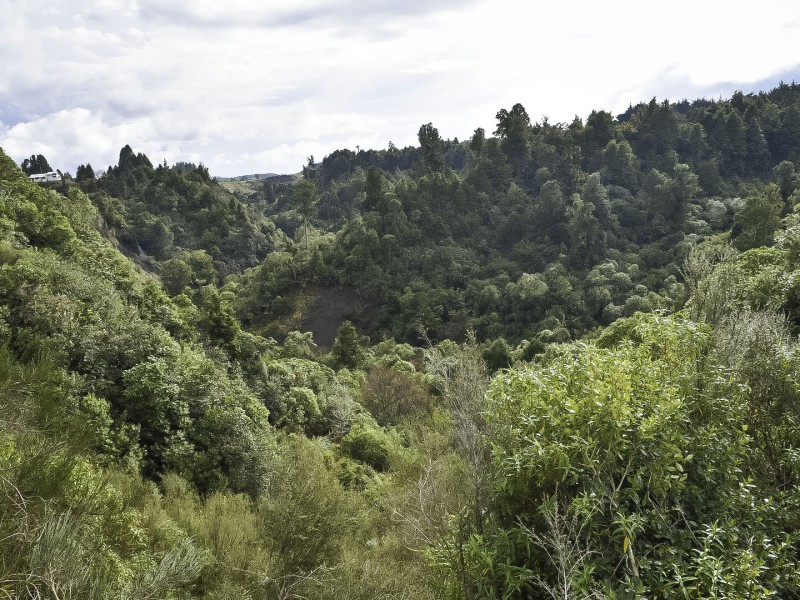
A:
<box><xmin>221</xmin><ymin>83</ymin><xmax>800</xmax><ymax>346</ymax></box>
<box><xmin>2</xmin><ymin>83</ymin><xmax>800</xmax><ymax>598</ymax></box>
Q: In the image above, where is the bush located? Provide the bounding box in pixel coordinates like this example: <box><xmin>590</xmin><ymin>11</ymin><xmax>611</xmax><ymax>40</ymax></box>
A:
<box><xmin>361</xmin><ymin>365</ymin><xmax>432</xmax><ymax>426</ymax></box>
<box><xmin>341</xmin><ymin>415</ymin><xmax>395</xmax><ymax>471</ymax></box>
<box><xmin>465</xmin><ymin>314</ymin><xmax>794</xmax><ymax>597</ymax></box>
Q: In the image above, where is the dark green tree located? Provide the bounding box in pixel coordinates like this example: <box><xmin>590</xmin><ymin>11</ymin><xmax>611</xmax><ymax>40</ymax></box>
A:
<box><xmin>470</xmin><ymin>127</ymin><xmax>486</xmax><ymax>155</ymax></box>
<box><xmin>733</xmin><ymin>184</ymin><xmax>783</xmax><ymax>250</ymax></box>
<box><xmin>670</xmin><ymin>162</ymin><xmax>700</xmax><ymax>220</ymax></box>
<box><xmin>582</xmin><ymin>109</ymin><xmax>616</xmax><ymax>170</ymax></box>
<box><xmin>199</xmin><ymin>288</ymin><xmax>241</xmax><ymax>352</ymax></box>
<box><xmin>161</xmin><ymin>257</ymin><xmax>192</xmax><ymax>296</ymax></box>
<box><xmin>20</xmin><ymin>154</ymin><xmax>52</xmax><ymax>175</ymax></box>
<box><xmin>364</xmin><ymin>167</ymin><xmax>384</xmax><ymax>212</ymax></box>
<box><xmin>723</xmin><ymin>110</ymin><xmax>747</xmax><ymax>175</ymax></box>
<box><xmin>418</xmin><ymin>123</ymin><xmax>445</xmax><ymax>174</ymax></box>
<box><xmin>183</xmin><ymin>249</ymin><xmax>217</xmax><ymax>287</ymax></box>
<box><xmin>631</xmin><ymin>98</ymin><xmax>678</xmax><ymax>169</ymax></box>
<box><xmin>117</xmin><ymin>144</ymin><xmax>153</xmax><ymax>172</ymax></box>
<box><xmin>302</xmin><ymin>155</ymin><xmax>316</xmax><ymax>180</ymax></box>
<box><xmin>331</xmin><ymin>320</ymin><xmax>366</xmax><ymax>369</ymax></box>
<box><xmin>581</xmin><ymin>172</ymin><xmax>613</xmax><ymax>227</ymax></box>
<box><xmin>75</xmin><ymin>163</ymin><xmax>96</xmax><ymax>182</ymax></box>
<box><xmin>567</xmin><ymin>193</ymin><xmax>606</xmax><ymax>267</ymax></box>
<box><xmin>495</xmin><ymin>103</ymin><xmax>531</xmax><ymax>175</ymax></box>
<box><xmin>533</xmin><ymin>180</ymin><xmax>567</xmax><ymax>233</ymax></box>
<box><xmin>482</xmin><ymin>337</ymin><xmax>512</xmax><ymax>373</ymax></box>
<box><xmin>292</xmin><ymin>179</ymin><xmax>319</xmax><ymax>250</ymax></box>
<box><xmin>773</xmin><ymin>160</ymin><xmax>799</xmax><ymax>203</ymax></box>
<box><xmin>601</xmin><ymin>139</ymin><xmax>639</xmax><ymax>189</ymax></box>
<box><xmin>484</xmin><ymin>138</ymin><xmax>513</xmax><ymax>191</ymax></box>
<box><xmin>774</xmin><ymin>104</ymin><xmax>800</xmax><ymax>161</ymax></box>
<box><xmin>744</xmin><ymin>117</ymin><xmax>772</xmax><ymax>177</ymax></box>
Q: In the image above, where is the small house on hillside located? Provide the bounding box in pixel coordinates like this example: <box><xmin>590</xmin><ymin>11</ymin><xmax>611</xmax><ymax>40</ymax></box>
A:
<box><xmin>28</xmin><ymin>172</ymin><xmax>60</xmax><ymax>183</ymax></box>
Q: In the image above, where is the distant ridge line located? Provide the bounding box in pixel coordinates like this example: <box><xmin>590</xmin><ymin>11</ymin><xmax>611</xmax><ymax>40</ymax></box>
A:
<box><xmin>215</xmin><ymin>172</ymin><xmax>296</xmax><ymax>183</ymax></box>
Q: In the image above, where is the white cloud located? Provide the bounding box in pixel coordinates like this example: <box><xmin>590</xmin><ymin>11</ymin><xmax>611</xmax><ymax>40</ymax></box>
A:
<box><xmin>1</xmin><ymin>108</ymin><xmax>157</xmax><ymax>171</ymax></box>
<box><xmin>1</xmin><ymin>0</ymin><xmax>799</xmax><ymax>176</ymax></box>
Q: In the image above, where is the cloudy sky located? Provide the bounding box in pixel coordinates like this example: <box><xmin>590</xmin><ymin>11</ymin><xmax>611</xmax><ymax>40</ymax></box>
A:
<box><xmin>1</xmin><ymin>0</ymin><xmax>799</xmax><ymax>177</ymax></box>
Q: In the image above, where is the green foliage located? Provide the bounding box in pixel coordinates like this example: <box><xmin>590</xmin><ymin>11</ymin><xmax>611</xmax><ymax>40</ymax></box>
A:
<box><xmin>361</xmin><ymin>364</ymin><xmax>432</xmax><ymax>426</ymax></box>
<box><xmin>122</xmin><ymin>346</ymin><xmax>272</xmax><ymax>496</ymax></box>
<box><xmin>83</xmin><ymin>146</ymin><xmax>274</xmax><ymax>272</ymax></box>
<box><xmin>331</xmin><ymin>320</ymin><xmax>366</xmax><ymax>369</ymax></box>
<box><xmin>76</xmin><ymin>162</ymin><xmax>96</xmax><ymax>182</ymax></box>
<box><xmin>363</xmin><ymin>166</ymin><xmax>384</xmax><ymax>212</ymax></box>
<box><xmin>733</xmin><ymin>184</ymin><xmax>783</xmax><ymax>250</ymax></box>
<box><xmin>482</xmin><ymin>337</ymin><xmax>513</xmax><ymax>372</ymax></box>
<box><xmin>262</xmin><ymin>355</ymin><xmax>335</xmax><ymax>433</ymax></box>
<box><xmin>465</xmin><ymin>313</ymin><xmax>796</xmax><ymax>597</ymax></box>
<box><xmin>418</xmin><ymin>123</ymin><xmax>445</xmax><ymax>174</ymax></box>
<box><xmin>341</xmin><ymin>414</ymin><xmax>397</xmax><ymax>471</ymax></box>
<box><xmin>292</xmin><ymin>178</ymin><xmax>319</xmax><ymax>249</ymax></box>
<box><xmin>260</xmin><ymin>435</ymin><xmax>354</xmax><ymax>579</ymax></box>
<box><xmin>161</xmin><ymin>256</ymin><xmax>192</xmax><ymax>295</ymax></box>
<box><xmin>280</xmin><ymin>330</ymin><xmax>317</xmax><ymax>359</ymax></box>
<box><xmin>0</xmin><ymin>347</ymin><xmax>206</xmax><ymax>599</ymax></box>
<box><xmin>0</xmin><ymin>152</ymin><xmax>272</xmax><ymax>497</ymax></box>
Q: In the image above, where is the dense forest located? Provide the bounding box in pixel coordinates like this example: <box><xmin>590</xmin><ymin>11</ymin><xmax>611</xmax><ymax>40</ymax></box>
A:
<box><xmin>3</xmin><ymin>82</ymin><xmax>800</xmax><ymax>598</ymax></box>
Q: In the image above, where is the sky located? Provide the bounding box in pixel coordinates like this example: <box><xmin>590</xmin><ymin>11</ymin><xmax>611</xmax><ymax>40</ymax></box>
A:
<box><xmin>1</xmin><ymin>0</ymin><xmax>799</xmax><ymax>178</ymax></box>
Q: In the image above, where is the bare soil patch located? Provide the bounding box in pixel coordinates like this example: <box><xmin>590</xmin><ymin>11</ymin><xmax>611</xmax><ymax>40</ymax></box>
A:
<box><xmin>299</xmin><ymin>286</ymin><xmax>360</xmax><ymax>347</ymax></box>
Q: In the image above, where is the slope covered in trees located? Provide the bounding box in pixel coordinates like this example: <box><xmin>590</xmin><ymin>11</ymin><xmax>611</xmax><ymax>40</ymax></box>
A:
<box><xmin>2</xmin><ymin>82</ymin><xmax>800</xmax><ymax>598</ymax></box>
<box><xmin>220</xmin><ymin>83</ymin><xmax>800</xmax><ymax>347</ymax></box>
